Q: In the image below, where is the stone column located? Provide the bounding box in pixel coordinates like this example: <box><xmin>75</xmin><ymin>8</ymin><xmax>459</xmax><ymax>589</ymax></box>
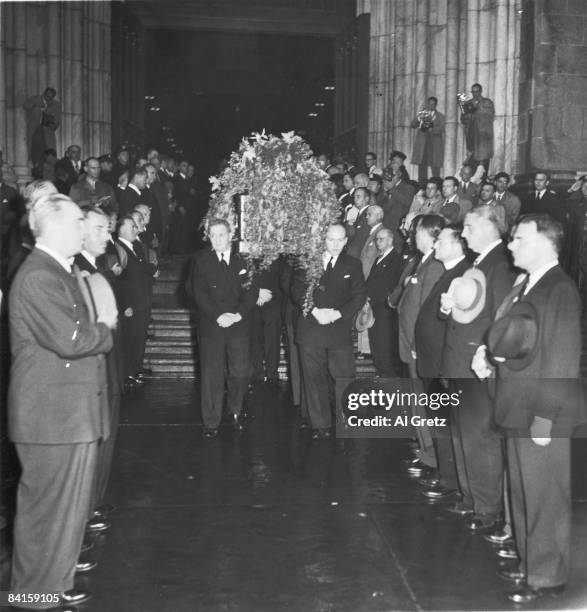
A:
<box><xmin>517</xmin><ymin>0</ymin><xmax>587</xmax><ymax>187</ymax></box>
<box><xmin>0</xmin><ymin>3</ymin><xmax>7</xmax><ymax>164</ymax></box>
<box><xmin>359</xmin><ymin>0</ymin><xmax>522</xmax><ymax>180</ymax></box>
<box><xmin>10</xmin><ymin>4</ymin><xmax>31</xmax><ymax>186</ymax></box>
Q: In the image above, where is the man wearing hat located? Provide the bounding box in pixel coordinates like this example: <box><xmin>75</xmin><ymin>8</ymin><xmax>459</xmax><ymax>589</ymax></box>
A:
<box><xmin>440</xmin><ymin>204</ymin><xmax>514</xmax><ymax>529</ymax></box>
<box><xmin>414</xmin><ymin>226</ymin><xmax>471</xmax><ymax>500</ymax></box>
<box><xmin>483</xmin><ymin>214</ymin><xmax>585</xmax><ymax>604</ymax></box>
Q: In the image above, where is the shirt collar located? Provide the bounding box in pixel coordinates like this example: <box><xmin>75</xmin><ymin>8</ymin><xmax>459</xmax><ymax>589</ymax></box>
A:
<box><xmin>443</xmin><ymin>254</ymin><xmax>466</xmax><ymax>270</ymax></box>
<box><xmin>128</xmin><ymin>183</ymin><xmax>141</xmax><ymax>196</ymax></box>
<box><xmin>378</xmin><ymin>247</ymin><xmax>393</xmax><ymax>261</ymax></box>
<box><xmin>36</xmin><ymin>243</ymin><xmax>73</xmax><ymax>273</ymax></box>
<box><xmin>119</xmin><ymin>237</ymin><xmax>135</xmax><ymax>251</ymax></box>
<box><xmin>369</xmin><ymin>222</ymin><xmax>383</xmax><ymax>235</ymax></box>
<box><xmin>215</xmin><ymin>249</ymin><xmax>231</xmax><ymax>264</ymax></box>
<box><xmin>474</xmin><ymin>239</ymin><xmax>502</xmax><ymax>264</ymax></box>
<box><xmin>323</xmin><ymin>252</ymin><xmax>339</xmax><ymax>268</ymax></box>
<box><xmin>525</xmin><ymin>259</ymin><xmax>558</xmax><ymax>294</ymax></box>
<box><xmin>421</xmin><ymin>249</ymin><xmax>434</xmax><ymax>263</ymax></box>
<box><xmin>81</xmin><ymin>250</ymin><xmax>97</xmax><ymax>267</ymax></box>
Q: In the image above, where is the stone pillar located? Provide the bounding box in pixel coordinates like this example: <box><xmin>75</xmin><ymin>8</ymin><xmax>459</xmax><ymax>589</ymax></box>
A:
<box><xmin>517</xmin><ymin>0</ymin><xmax>587</xmax><ymax>187</ymax></box>
<box><xmin>358</xmin><ymin>0</ymin><xmax>522</xmax><ymax>179</ymax></box>
<box><xmin>0</xmin><ymin>1</ymin><xmax>113</xmax><ymax>184</ymax></box>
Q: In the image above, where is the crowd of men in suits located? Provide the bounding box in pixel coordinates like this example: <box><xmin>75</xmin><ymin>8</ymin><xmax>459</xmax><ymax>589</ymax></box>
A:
<box><xmin>0</xmin><ymin>165</ymin><xmax>173</xmax><ymax>607</ymax></box>
<box><xmin>299</xmin><ymin>150</ymin><xmax>586</xmax><ymax>605</ymax></box>
<box><xmin>2</xmin><ymin>123</ymin><xmax>587</xmax><ymax>607</ymax></box>
<box><xmin>184</xmin><ymin>145</ymin><xmax>587</xmax><ymax>604</ymax></box>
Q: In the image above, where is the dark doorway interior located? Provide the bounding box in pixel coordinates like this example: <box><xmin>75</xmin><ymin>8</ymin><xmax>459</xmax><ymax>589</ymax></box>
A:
<box><xmin>145</xmin><ymin>30</ymin><xmax>335</xmax><ymax>179</ymax></box>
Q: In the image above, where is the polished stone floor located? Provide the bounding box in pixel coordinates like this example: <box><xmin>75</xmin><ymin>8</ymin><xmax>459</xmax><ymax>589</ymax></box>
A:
<box><xmin>42</xmin><ymin>380</ymin><xmax>587</xmax><ymax>612</ymax></box>
<box><xmin>2</xmin><ymin>379</ymin><xmax>587</xmax><ymax>612</ymax></box>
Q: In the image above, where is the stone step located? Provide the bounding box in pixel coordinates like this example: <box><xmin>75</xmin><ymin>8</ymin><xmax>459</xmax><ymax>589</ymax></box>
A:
<box><xmin>145</xmin><ymin>344</ymin><xmax>195</xmax><ymax>356</ymax></box>
<box><xmin>149</xmin><ymin>325</ymin><xmax>194</xmax><ymax>338</ymax></box>
<box><xmin>151</xmin><ymin>311</ymin><xmax>192</xmax><ymax>322</ymax></box>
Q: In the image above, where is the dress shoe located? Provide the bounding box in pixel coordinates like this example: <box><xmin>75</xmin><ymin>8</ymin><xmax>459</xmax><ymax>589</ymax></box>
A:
<box><xmin>400</xmin><ymin>456</ymin><xmax>422</xmax><ymax>467</ymax></box>
<box><xmin>76</xmin><ymin>558</ymin><xmax>98</xmax><ymax>573</ymax></box>
<box><xmin>482</xmin><ymin>526</ymin><xmax>512</xmax><ymax>545</ymax></box>
<box><xmin>418</xmin><ymin>475</ymin><xmax>440</xmax><ymax>489</ymax></box>
<box><xmin>80</xmin><ymin>539</ymin><xmax>94</xmax><ymax>553</ymax></box>
<box><xmin>497</xmin><ymin>568</ymin><xmax>526</xmax><ymax>584</ymax></box>
<box><xmin>421</xmin><ymin>486</ymin><xmax>457</xmax><ymax>499</ymax></box>
<box><xmin>124</xmin><ymin>375</ymin><xmax>144</xmax><ymax>388</ymax></box>
<box><xmin>202</xmin><ymin>427</ymin><xmax>218</xmax><ymax>438</ymax></box>
<box><xmin>136</xmin><ymin>368</ymin><xmax>153</xmax><ymax>377</ymax></box>
<box><xmin>299</xmin><ymin>419</ymin><xmax>311</xmax><ymax>430</ymax></box>
<box><xmin>232</xmin><ymin>414</ymin><xmax>246</xmax><ymax>431</ymax></box>
<box><xmin>86</xmin><ymin>517</ymin><xmax>110</xmax><ymax>532</ymax></box>
<box><xmin>311</xmin><ymin>428</ymin><xmax>332</xmax><ymax>440</ymax></box>
<box><xmin>466</xmin><ymin>515</ymin><xmax>498</xmax><ymax>533</ymax></box>
<box><xmin>496</xmin><ymin>543</ymin><xmax>519</xmax><ymax>560</ymax></box>
<box><xmin>95</xmin><ymin>503</ymin><xmax>116</xmax><ymax>516</ymax></box>
<box><xmin>62</xmin><ymin>589</ymin><xmax>92</xmax><ymax>605</ymax></box>
<box><xmin>446</xmin><ymin>501</ymin><xmax>474</xmax><ymax>515</ymax></box>
<box><xmin>405</xmin><ymin>460</ymin><xmax>428</xmax><ymax>475</ymax></box>
<box><xmin>507</xmin><ymin>584</ymin><xmax>565</xmax><ymax>603</ymax></box>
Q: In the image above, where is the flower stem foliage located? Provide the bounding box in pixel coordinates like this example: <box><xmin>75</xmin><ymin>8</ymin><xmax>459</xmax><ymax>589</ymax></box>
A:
<box><xmin>205</xmin><ymin>130</ymin><xmax>340</xmax><ymax>311</ymax></box>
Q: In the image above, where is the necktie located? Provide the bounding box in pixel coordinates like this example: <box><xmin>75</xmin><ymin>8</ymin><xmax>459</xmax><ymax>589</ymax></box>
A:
<box><xmin>326</xmin><ymin>257</ymin><xmax>333</xmax><ymax>273</ymax></box>
<box><xmin>220</xmin><ymin>253</ymin><xmax>228</xmax><ymax>268</ymax></box>
<box><xmin>495</xmin><ymin>274</ymin><xmax>530</xmax><ymax>319</ymax></box>
<box><xmin>536</xmin><ymin>191</ymin><xmax>541</xmax><ymax>200</ymax></box>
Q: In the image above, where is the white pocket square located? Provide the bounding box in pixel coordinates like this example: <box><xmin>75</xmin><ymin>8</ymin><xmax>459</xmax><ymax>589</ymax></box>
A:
<box><xmin>344</xmin><ymin>274</ymin><xmax>351</xmax><ymax>278</ymax></box>
<box><xmin>239</xmin><ymin>269</ymin><xmax>247</xmax><ymax>275</ymax></box>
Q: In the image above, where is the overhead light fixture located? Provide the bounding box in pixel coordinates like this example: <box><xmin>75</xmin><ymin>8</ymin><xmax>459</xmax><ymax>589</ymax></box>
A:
<box><xmin>308</xmin><ymin>112</ymin><xmax>318</xmax><ymax>117</ymax></box>
<box><xmin>324</xmin><ymin>86</ymin><xmax>335</xmax><ymax>91</ymax></box>
<box><xmin>144</xmin><ymin>95</ymin><xmax>155</xmax><ymax>100</ymax></box>
<box><xmin>149</xmin><ymin>106</ymin><xmax>160</xmax><ymax>112</ymax></box>
<box><xmin>314</xmin><ymin>103</ymin><xmax>325</xmax><ymax>107</ymax></box>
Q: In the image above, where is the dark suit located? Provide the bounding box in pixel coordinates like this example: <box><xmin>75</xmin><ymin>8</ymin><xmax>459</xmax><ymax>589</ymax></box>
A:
<box><xmin>119</xmin><ymin>184</ymin><xmax>143</xmax><ymax>217</ymax></box>
<box><xmin>55</xmin><ymin>157</ymin><xmax>82</xmax><ymax>189</ymax></box>
<box><xmin>382</xmin><ymin>181</ymin><xmax>416</xmax><ymax>246</ymax></box>
<box><xmin>188</xmin><ymin>248</ymin><xmax>258</xmax><ymax>428</ymax></box>
<box><xmin>366</xmin><ymin>248</ymin><xmax>403</xmax><ymax>376</ymax></box>
<box><xmin>415</xmin><ymin>257</ymin><xmax>471</xmax><ymax>379</ymax></box>
<box><xmin>397</xmin><ymin>251</ymin><xmax>444</xmax><ymax>467</ymax></box>
<box><xmin>73</xmin><ymin>253</ymin><xmax>122</xmax><ymax>517</ymax></box>
<box><xmin>442</xmin><ymin>242</ymin><xmax>515</xmax><ymax>519</ymax></box>
<box><xmin>458</xmin><ymin>181</ymin><xmax>480</xmax><ymax>202</ymax></box>
<box><xmin>1</xmin><ymin>182</ymin><xmax>25</xmax><ymax>276</ymax></box>
<box><xmin>8</xmin><ymin>248</ymin><xmax>111</xmax><ymax>599</ymax></box>
<box><xmin>415</xmin><ymin>256</ymin><xmax>471</xmax><ymax>490</ymax></box>
<box><xmin>492</xmin><ymin>265</ymin><xmax>584</xmax><ymax>589</ymax></box>
<box><xmin>292</xmin><ymin>252</ymin><xmax>366</xmax><ymax>429</ymax></box>
<box><xmin>280</xmin><ymin>257</ymin><xmax>302</xmax><ymax>405</ymax></box>
<box><xmin>345</xmin><ymin>207</ymin><xmax>370</xmax><ymax>259</ymax></box>
<box><xmin>115</xmin><ymin>239</ymin><xmax>153</xmax><ymax>377</ymax></box>
<box><xmin>251</xmin><ymin>259</ymin><xmax>282</xmax><ymax>380</ymax></box>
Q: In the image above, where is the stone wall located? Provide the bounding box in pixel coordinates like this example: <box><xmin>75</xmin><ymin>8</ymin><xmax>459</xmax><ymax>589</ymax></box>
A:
<box><xmin>518</xmin><ymin>0</ymin><xmax>587</xmax><ymax>179</ymax></box>
<box><xmin>357</xmin><ymin>0</ymin><xmax>521</xmax><ymax>178</ymax></box>
<box><xmin>0</xmin><ymin>1</ymin><xmax>112</xmax><ymax>184</ymax></box>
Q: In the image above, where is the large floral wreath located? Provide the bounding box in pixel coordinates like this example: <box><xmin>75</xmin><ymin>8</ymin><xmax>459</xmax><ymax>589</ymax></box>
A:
<box><xmin>204</xmin><ymin>130</ymin><xmax>340</xmax><ymax>311</ymax></box>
